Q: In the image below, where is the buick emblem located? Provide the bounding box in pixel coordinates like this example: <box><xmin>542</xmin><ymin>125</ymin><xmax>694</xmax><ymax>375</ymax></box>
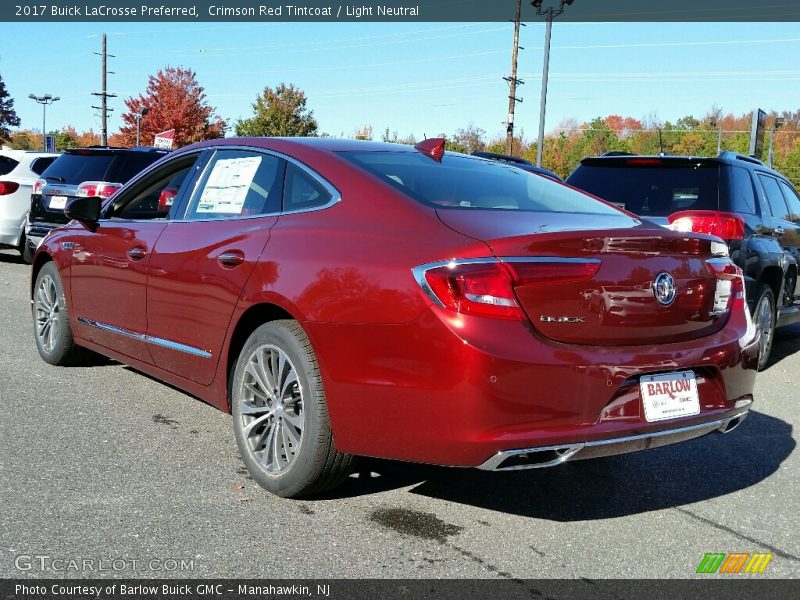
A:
<box><xmin>653</xmin><ymin>272</ymin><xmax>677</xmax><ymax>306</ymax></box>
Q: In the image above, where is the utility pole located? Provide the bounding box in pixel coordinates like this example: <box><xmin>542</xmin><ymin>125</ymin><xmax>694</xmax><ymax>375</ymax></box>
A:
<box><xmin>504</xmin><ymin>0</ymin><xmax>525</xmax><ymax>155</ymax></box>
<box><xmin>532</xmin><ymin>0</ymin><xmax>574</xmax><ymax>167</ymax></box>
<box><xmin>92</xmin><ymin>33</ymin><xmax>116</xmax><ymax>146</ymax></box>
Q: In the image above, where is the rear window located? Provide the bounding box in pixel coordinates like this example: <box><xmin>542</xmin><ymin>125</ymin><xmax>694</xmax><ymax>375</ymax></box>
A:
<box><xmin>115</xmin><ymin>152</ymin><xmax>165</xmax><ymax>182</ymax></box>
<box><xmin>567</xmin><ymin>161</ymin><xmax>721</xmax><ymax>217</ymax></box>
<box><xmin>338</xmin><ymin>151</ymin><xmax>620</xmax><ymax>215</ymax></box>
<box><xmin>30</xmin><ymin>156</ymin><xmax>57</xmax><ymax>175</ymax></box>
<box><xmin>0</xmin><ymin>155</ymin><xmax>19</xmax><ymax>176</ymax></box>
<box><xmin>41</xmin><ymin>153</ymin><xmax>115</xmax><ymax>184</ymax></box>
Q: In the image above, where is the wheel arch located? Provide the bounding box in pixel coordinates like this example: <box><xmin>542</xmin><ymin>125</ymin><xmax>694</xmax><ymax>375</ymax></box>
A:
<box><xmin>225</xmin><ymin>301</ymin><xmax>296</xmax><ymax>409</ymax></box>
<box><xmin>758</xmin><ymin>265</ymin><xmax>784</xmax><ymax>308</ymax></box>
<box><xmin>30</xmin><ymin>251</ymin><xmax>54</xmax><ymax>299</ymax></box>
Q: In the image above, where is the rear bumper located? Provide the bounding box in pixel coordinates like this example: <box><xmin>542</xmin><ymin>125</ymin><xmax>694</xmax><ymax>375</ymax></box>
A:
<box><xmin>308</xmin><ymin>302</ymin><xmax>759</xmax><ymax>468</ymax></box>
<box><xmin>477</xmin><ymin>409</ymin><xmax>749</xmax><ymax>471</ymax></box>
<box><xmin>25</xmin><ymin>220</ymin><xmax>61</xmax><ymax>250</ymax></box>
<box><xmin>0</xmin><ymin>217</ymin><xmax>24</xmax><ymax>246</ymax></box>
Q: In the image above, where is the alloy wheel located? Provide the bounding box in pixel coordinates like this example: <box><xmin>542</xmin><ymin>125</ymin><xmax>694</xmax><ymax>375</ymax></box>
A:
<box><xmin>35</xmin><ymin>274</ymin><xmax>60</xmax><ymax>354</ymax></box>
<box><xmin>238</xmin><ymin>344</ymin><xmax>305</xmax><ymax>474</ymax></box>
<box><xmin>755</xmin><ymin>294</ymin><xmax>775</xmax><ymax>367</ymax></box>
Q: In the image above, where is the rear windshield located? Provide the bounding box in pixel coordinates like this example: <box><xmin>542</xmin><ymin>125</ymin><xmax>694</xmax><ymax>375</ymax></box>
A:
<box><xmin>338</xmin><ymin>151</ymin><xmax>620</xmax><ymax>215</ymax></box>
<box><xmin>0</xmin><ymin>155</ymin><xmax>19</xmax><ymax>176</ymax></box>
<box><xmin>41</xmin><ymin>153</ymin><xmax>115</xmax><ymax>185</ymax></box>
<box><xmin>30</xmin><ymin>156</ymin><xmax>58</xmax><ymax>175</ymax></box>
<box><xmin>567</xmin><ymin>162</ymin><xmax>721</xmax><ymax>217</ymax></box>
<box><xmin>116</xmin><ymin>152</ymin><xmax>165</xmax><ymax>182</ymax></box>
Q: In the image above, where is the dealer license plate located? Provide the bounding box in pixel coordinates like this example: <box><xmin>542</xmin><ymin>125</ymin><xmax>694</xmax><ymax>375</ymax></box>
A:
<box><xmin>49</xmin><ymin>196</ymin><xmax>67</xmax><ymax>210</ymax></box>
<box><xmin>640</xmin><ymin>370</ymin><xmax>700</xmax><ymax>422</ymax></box>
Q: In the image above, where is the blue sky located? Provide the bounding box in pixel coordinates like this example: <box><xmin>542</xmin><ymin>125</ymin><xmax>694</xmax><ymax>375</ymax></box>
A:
<box><xmin>1</xmin><ymin>21</ymin><xmax>798</xmax><ymax>141</ymax></box>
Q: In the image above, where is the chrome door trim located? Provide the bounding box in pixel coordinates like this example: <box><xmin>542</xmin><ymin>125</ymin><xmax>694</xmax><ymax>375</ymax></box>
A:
<box><xmin>77</xmin><ymin>317</ymin><xmax>212</xmax><ymax>359</ymax></box>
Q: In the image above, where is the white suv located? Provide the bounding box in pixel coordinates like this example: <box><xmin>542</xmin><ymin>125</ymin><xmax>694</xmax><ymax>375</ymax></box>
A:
<box><xmin>0</xmin><ymin>149</ymin><xmax>59</xmax><ymax>262</ymax></box>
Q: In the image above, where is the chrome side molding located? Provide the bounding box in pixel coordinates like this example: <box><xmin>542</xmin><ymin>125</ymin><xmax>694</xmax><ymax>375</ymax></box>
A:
<box><xmin>77</xmin><ymin>317</ymin><xmax>212</xmax><ymax>359</ymax></box>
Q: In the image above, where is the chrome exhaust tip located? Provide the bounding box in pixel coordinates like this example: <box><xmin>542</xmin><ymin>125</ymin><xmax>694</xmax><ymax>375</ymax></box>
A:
<box><xmin>719</xmin><ymin>412</ymin><xmax>747</xmax><ymax>434</ymax></box>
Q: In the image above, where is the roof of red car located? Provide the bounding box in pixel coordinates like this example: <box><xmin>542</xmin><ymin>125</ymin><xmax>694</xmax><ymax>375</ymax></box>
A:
<box><xmin>182</xmin><ymin>137</ymin><xmax>419</xmax><ymax>154</ymax></box>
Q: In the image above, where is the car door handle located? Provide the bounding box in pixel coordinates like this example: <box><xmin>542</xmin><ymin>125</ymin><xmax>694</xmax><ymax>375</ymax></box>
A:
<box><xmin>773</xmin><ymin>226</ymin><xmax>785</xmax><ymax>237</ymax></box>
<box><xmin>127</xmin><ymin>247</ymin><xmax>146</xmax><ymax>261</ymax></box>
<box><xmin>218</xmin><ymin>250</ymin><xmax>245</xmax><ymax>268</ymax></box>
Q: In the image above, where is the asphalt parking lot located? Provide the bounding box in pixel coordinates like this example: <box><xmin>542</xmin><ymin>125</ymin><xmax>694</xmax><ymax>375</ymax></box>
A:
<box><xmin>1</xmin><ymin>248</ymin><xmax>798</xmax><ymax>580</ymax></box>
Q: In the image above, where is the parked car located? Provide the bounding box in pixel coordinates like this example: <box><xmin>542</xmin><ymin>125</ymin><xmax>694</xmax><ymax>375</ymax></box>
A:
<box><xmin>472</xmin><ymin>151</ymin><xmax>563</xmax><ymax>181</ymax></box>
<box><xmin>0</xmin><ymin>149</ymin><xmax>59</xmax><ymax>261</ymax></box>
<box><xmin>25</xmin><ymin>146</ymin><xmax>170</xmax><ymax>262</ymax></box>
<box><xmin>567</xmin><ymin>152</ymin><xmax>800</xmax><ymax>370</ymax></box>
<box><xmin>31</xmin><ymin>138</ymin><xmax>758</xmax><ymax>498</ymax></box>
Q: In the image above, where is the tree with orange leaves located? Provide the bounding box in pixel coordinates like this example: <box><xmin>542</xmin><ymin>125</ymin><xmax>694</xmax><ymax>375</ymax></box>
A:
<box><xmin>112</xmin><ymin>67</ymin><xmax>226</xmax><ymax>148</ymax></box>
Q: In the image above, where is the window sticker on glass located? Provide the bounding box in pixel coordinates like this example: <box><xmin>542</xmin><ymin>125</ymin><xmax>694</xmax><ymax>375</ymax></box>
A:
<box><xmin>197</xmin><ymin>156</ymin><xmax>262</xmax><ymax>214</ymax></box>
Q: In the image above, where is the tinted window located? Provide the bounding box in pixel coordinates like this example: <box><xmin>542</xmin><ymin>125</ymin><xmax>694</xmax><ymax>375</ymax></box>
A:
<box><xmin>185</xmin><ymin>150</ymin><xmax>283</xmax><ymax>220</ymax></box>
<box><xmin>0</xmin><ymin>155</ymin><xmax>19</xmax><ymax>176</ymax></box>
<box><xmin>116</xmin><ymin>152</ymin><xmax>166</xmax><ymax>182</ymax></box>
<box><xmin>283</xmin><ymin>163</ymin><xmax>333</xmax><ymax>211</ymax></box>
<box><xmin>41</xmin><ymin>153</ymin><xmax>114</xmax><ymax>184</ymax></box>
<box><xmin>758</xmin><ymin>174</ymin><xmax>790</xmax><ymax>221</ymax></box>
<box><xmin>30</xmin><ymin>156</ymin><xmax>57</xmax><ymax>175</ymax></box>
<box><xmin>778</xmin><ymin>180</ymin><xmax>800</xmax><ymax>222</ymax></box>
<box><xmin>730</xmin><ymin>167</ymin><xmax>757</xmax><ymax>214</ymax></box>
<box><xmin>567</xmin><ymin>162</ymin><xmax>720</xmax><ymax>217</ymax></box>
<box><xmin>340</xmin><ymin>152</ymin><xmax>617</xmax><ymax>215</ymax></box>
<box><xmin>112</xmin><ymin>158</ymin><xmax>196</xmax><ymax>220</ymax></box>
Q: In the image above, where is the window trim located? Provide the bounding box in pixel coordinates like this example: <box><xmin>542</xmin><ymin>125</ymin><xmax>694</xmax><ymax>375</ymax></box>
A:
<box><xmin>172</xmin><ymin>146</ymin><xmax>341</xmax><ymax>223</ymax></box>
<box><xmin>102</xmin><ymin>151</ymin><xmax>205</xmax><ymax>222</ymax></box>
<box><xmin>756</xmin><ymin>172</ymin><xmax>792</xmax><ymax>222</ymax></box>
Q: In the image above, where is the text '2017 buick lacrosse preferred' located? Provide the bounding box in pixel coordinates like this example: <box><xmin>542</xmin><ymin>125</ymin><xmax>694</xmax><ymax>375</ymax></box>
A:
<box><xmin>31</xmin><ymin>137</ymin><xmax>759</xmax><ymax>497</ymax></box>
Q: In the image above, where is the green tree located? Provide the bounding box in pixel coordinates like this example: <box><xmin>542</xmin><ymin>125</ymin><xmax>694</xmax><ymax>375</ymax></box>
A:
<box><xmin>446</xmin><ymin>124</ymin><xmax>486</xmax><ymax>154</ymax></box>
<box><xmin>0</xmin><ymin>72</ymin><xmax>21</xmax><ymax>141</ymax></box>
<box><xmin>235</xmin><ymin>83</ymin><xmax>318</xmax><ymax>137</ymax></box>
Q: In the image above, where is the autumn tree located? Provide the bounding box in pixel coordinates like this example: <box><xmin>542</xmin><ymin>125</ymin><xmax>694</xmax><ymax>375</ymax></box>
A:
<box><xmin>112</xmin><ymin>67</ymin><xmax>226</xmax><ymax>148</ymax></box>
<box><xmin>446</xmin><ymin>123</ymin><xmax>486</xmax><ymax>154</ymax></box>
<box><xmin>235</xmin><ymin>83</ymin><xmax>318</xmax><ymax>137</ymax></box>
<box><xmin>0</xmin><ymin>72</ymin><xmax>21</xmax><ymax>142</ymax></box>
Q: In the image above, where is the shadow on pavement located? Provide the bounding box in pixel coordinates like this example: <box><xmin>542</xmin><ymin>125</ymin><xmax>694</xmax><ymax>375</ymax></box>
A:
<box><xmin>0</xmin><ymin>250</ymin><xmax>26</xmax><ymax>265</ymax></box>
<box><xmin>764</xmin><ymin>323</ymin><xmax>800</xmax><ymax>372</ymax></box>
<box><xmin>326</xmin><ymin>411</ymin><xmax>793</xmax><ymax>521</ymax></box>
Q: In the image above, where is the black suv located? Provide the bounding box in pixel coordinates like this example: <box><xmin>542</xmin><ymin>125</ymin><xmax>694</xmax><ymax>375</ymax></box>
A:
<box><xmin>567</xmin><ymin>151</ymin><xmax>800</xmax><ymax>370</ymax></box>
<box><xmin>25</xmin><ymin>147</ymin><xmax>169</xmax><ymax>261</ymax></box>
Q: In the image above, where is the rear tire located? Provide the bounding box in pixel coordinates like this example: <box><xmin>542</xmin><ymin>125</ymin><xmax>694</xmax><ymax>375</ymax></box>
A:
<box><xmin>231</xmin><ymin>320</ymin><xmax>355</xmax><ymax>498</ymax></box>
<box><xmin>19</xmin><ymin>234</ymin><xmax>33</xmax><ymax>264</ymax></box>
<box><xmin>752</xmin><ymin>285</ymin><xmax>776</xmax><ymax>371</ymax></box>
<box><xmin>32</xmin><ymin>262</ymin><xmax>92</xmax><ymax>366</ymax></box>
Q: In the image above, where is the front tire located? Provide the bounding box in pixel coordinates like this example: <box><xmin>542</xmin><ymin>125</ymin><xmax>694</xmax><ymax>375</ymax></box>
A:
<box><xmin>32</xmin><ymin>262</ymin><xmax>91</xmax><ymax>366</ymax></box>
<box><xmin>231</xmin><ymin>320</ymin><xmax>355</xmax><ymax>498</ymax></box>
<box><xmin>753</xmin><ymin>285</ymin><xmax>776</xmax><ymax>371</ymax></box>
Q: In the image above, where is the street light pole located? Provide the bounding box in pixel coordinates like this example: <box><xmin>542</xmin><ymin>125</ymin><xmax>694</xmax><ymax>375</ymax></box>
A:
<box><xmin>135</xmin><ymin>107</ymin><xmax>150</xmax><ymax>147</ymax></box>
<box><xmin>532</xmin><ymin>1</ymin><xmax>574</xmax><ymax>167</ymax></box>
<box><xmin>709</xmin><ymin>117</ymin><xmax>722</xmax><ymax>155</ymax></box>
<box><xmin>768</xmin><ymin>117</ymin><xmax>785</xmax><ymax>169</ymax></box>
<box><xmin>28</xmin><ymin>93</ymin><xmax>60</xmax><ymax>151</ymax></box>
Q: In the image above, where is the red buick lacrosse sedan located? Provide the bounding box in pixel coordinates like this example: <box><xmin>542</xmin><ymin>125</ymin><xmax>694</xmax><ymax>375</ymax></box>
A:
<box><xmin>31</xmin><ymin>137</ymin><xmax>759</xmax><ymax>497</ymax></box>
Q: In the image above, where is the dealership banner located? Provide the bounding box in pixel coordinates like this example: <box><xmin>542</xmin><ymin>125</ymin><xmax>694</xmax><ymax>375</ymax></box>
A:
<box><xmin>3</xmin><ymin>579</ymin><xmax>800</xmax><ymax>599</ymax></box>
<box><xmin>3</xmin><ymin>0</ymin><xmax>800</xmax><ymax>22</ymax></box>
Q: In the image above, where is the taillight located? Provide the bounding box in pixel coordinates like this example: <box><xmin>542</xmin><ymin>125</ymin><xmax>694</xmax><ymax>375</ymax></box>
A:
<box><xmin>77</xmin><ymin>181</ymin><xmax>122</xmax><ymax>199</ymax></box>
<box><xmin>158</xmin><ymin>186</ymin><xmax>178</xmax><ymax>211</ymax></box>
<box><xmin>0</xmin><ymin>181</ymin><xmax>20</xmax><ymax>195</ymax></box>
<box><xmin>668</xmin><ymin>210</ymin><xmax>745</xmax><ymax>241</ymax></box>
<box><xmin>707</xmin><ymin>258</ymin><xmax>744</xmax><ymax>316</ymax></box>
<box><xmin>32</xmin><ymin>179</ymin><xmax>45</xmax><ymax>195</ymax></box>
<box><xmin>414</xmin><ymin>258</ymin><xmax>601</xmax><ymax>320</ymax></box>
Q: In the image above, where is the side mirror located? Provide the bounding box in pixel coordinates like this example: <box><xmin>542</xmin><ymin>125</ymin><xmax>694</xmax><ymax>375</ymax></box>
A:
<box><xmin>65</xmin><ymin>196</ymin><xmax>102</xmax><ymax>230</ymax></box>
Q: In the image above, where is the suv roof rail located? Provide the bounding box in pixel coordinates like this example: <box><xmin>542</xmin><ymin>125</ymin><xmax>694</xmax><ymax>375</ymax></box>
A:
<box><xmin>471</xmin><ymin>151</ymin><xmax>531</xmax><ymax>165</ymax></box>
<box><xmin>718</xmin><ymin>150</ymin><xmax>765</xmax><ymax>166</ymax></box>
